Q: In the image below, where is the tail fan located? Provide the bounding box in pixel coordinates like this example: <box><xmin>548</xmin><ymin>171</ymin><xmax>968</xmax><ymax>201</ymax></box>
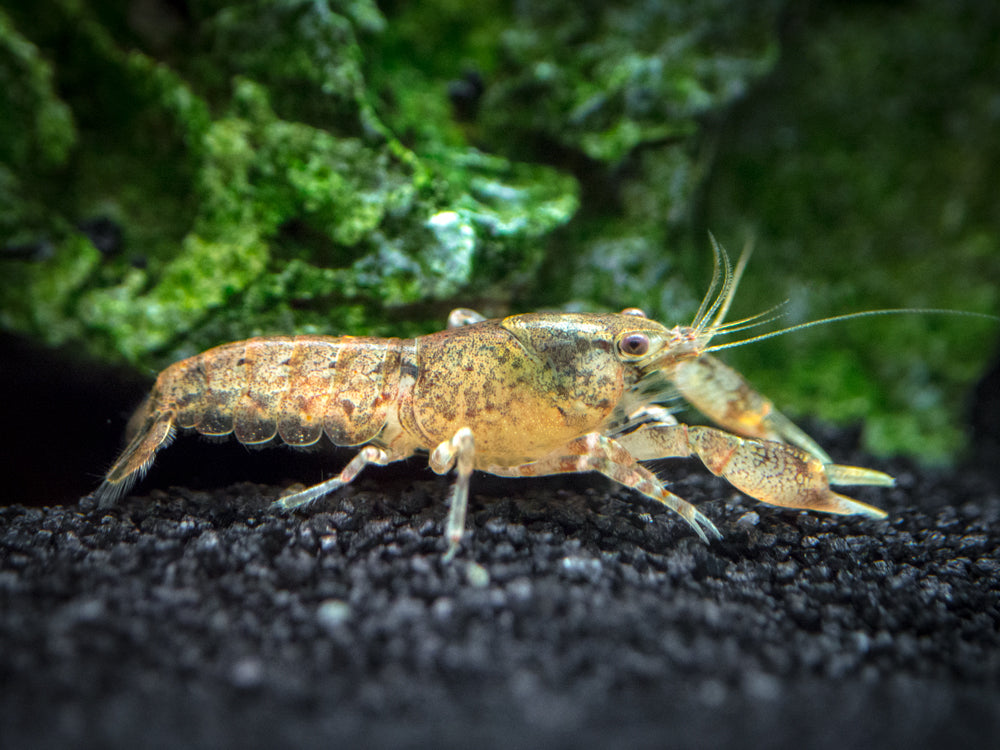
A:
<box><xmin>93</xmin><ymin>411</ymin><xmax>176</xmax><ymax>507</ymax></box>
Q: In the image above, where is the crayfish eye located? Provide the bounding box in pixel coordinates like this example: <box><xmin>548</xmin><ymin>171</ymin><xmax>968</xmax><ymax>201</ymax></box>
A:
<box><xmin>618</xmin><ymin>333</ymin><xmax>650</xmax><ymax>357</ymax></box>
<box><xmin>620</xmin><ymin>307</ymin><xmax>647</xmax><ymax>318</ymax></box>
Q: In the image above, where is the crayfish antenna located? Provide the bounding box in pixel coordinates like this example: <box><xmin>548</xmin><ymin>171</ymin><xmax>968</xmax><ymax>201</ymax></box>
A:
<box><xmin>707</xmin><ymin>235</ymin><xmax>753</xmax><ymax>333</ymax></box>
<box><xmin>691</xmin><ymin>233</ymin><xmax>733</xmax><ymax>333</ymax></box>
<box><xmin>695</xmin><ymin>234</ymin><xmax>998</xmax><ymax>357</ymax></box>
<box><xmin>690</xmin><ymin>234</ymin><xmax>756</xmax><ymax>350</ymax></box>
<box><xmin>691</xmin><ymin>234</ymin><xmax>726</xmax><ymax>332</ymax></box>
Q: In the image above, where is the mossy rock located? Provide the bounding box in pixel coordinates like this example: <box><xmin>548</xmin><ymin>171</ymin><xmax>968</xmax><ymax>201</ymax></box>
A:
<box><xmin>0</xmin><ymin>0</ymin><xmax>996</xmax><ymax>462</ymax></box>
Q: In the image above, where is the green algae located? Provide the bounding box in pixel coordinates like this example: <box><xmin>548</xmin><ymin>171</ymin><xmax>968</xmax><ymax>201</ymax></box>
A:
<box><xmin>0</xmin><ymin>0</ymin><xmax>997</xmax><ymax>463</ymax></box>
<box><xmin>0</xmin><ymin>1</ymin><xmax>580</xmax><ymax>366</ymax></box>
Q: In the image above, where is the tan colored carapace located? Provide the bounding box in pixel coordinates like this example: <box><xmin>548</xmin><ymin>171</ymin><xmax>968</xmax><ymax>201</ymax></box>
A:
<box><xmin>94</xmin><ymin>244</ymin><xmax>894</xmax><ymax>559</ymax></box>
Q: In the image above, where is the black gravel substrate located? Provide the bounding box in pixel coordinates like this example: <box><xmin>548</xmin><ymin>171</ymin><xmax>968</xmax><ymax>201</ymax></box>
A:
<box><xmin>2</xmin><ymin>428</ymin><xmax>999</xmax><ymax>749</ymax></box>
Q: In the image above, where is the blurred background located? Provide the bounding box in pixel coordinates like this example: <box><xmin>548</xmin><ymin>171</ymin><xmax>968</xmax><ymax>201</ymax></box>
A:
<box><xmin>2</xmin><ymin>0</ymin><xmax>998</xmax><ymax>506</ymax></box>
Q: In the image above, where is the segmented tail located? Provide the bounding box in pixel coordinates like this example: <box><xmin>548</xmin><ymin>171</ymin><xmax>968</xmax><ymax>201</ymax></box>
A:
<box><xmin>93</xmin><ymin>408</ymin><xmax>176</xmax><ymax>507</ymax></box>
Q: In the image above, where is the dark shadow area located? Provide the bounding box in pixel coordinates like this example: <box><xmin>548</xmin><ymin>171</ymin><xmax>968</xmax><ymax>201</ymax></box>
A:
<box><xmin>0</xmin><ymin>333</ymin><xmax>150</xmax><ymax>506</ymax></box>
